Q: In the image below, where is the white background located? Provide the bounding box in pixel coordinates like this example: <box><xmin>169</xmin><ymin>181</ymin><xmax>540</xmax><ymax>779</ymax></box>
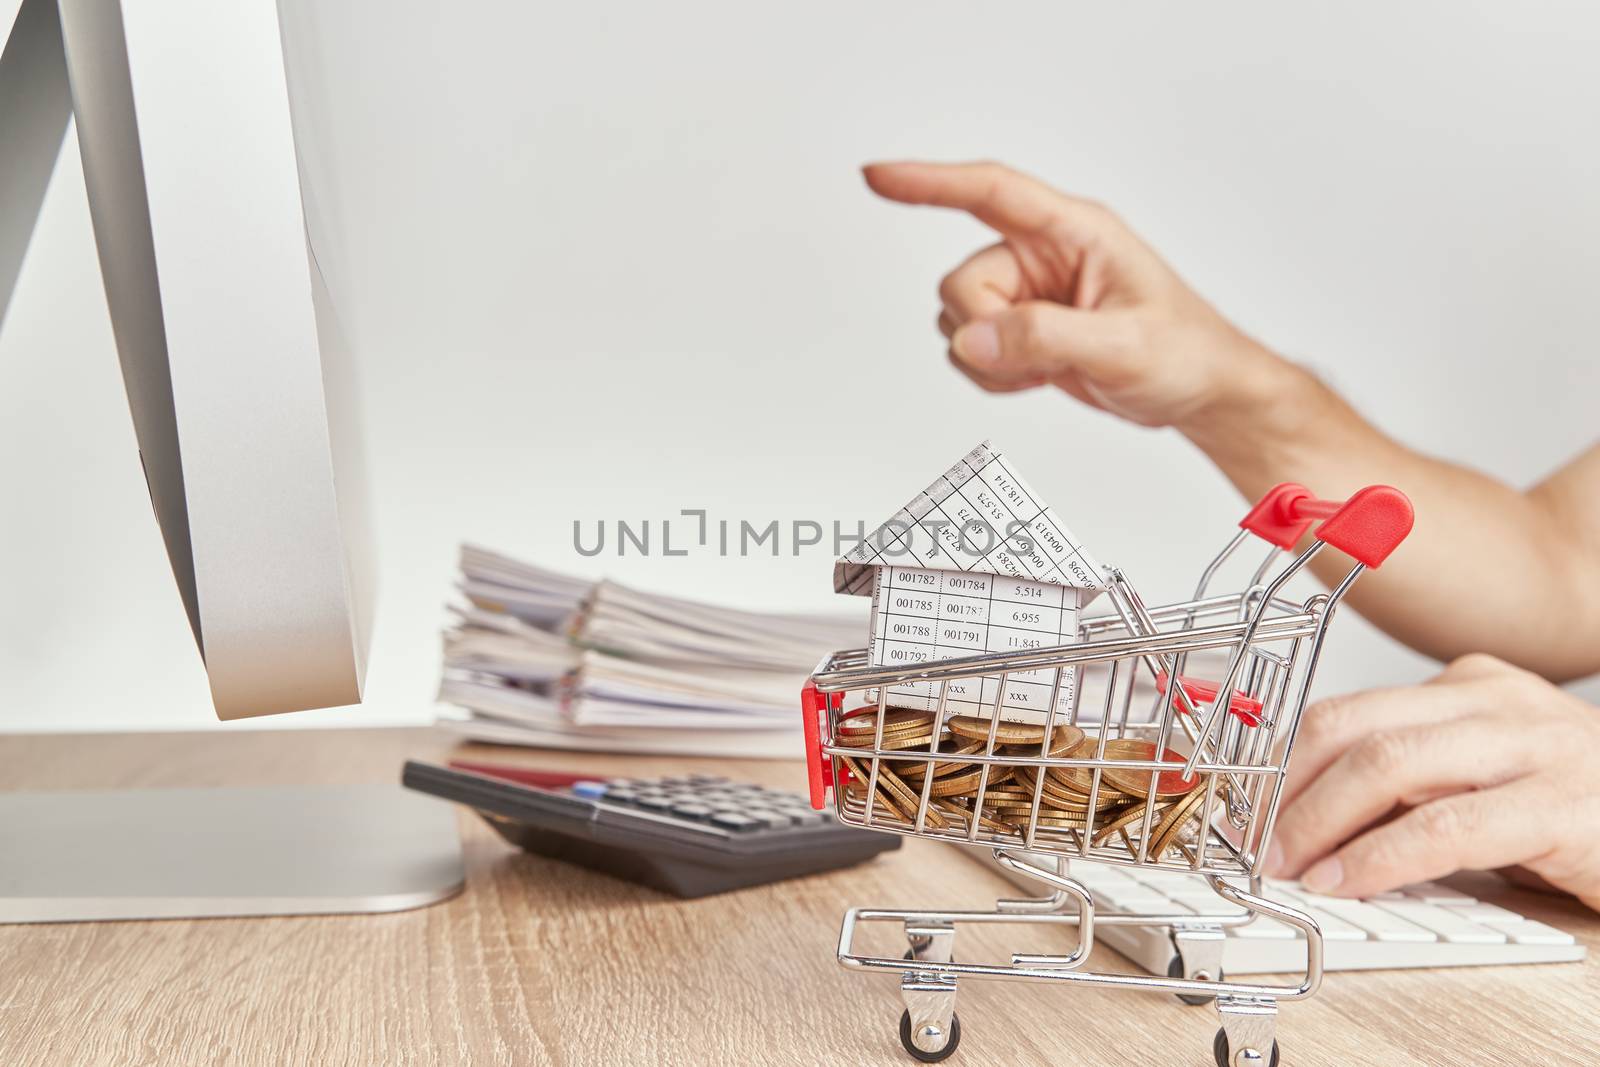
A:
<box><xmin>2</xmin><ymin>1</ymin><xmax>1596</xmax><ymax>731</ymax></box>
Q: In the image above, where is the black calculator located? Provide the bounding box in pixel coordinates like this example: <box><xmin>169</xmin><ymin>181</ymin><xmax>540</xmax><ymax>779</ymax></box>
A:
<box><xmin>402</xmin><ymin>759</ymin><xmax>899</xmax><ymax>898</ymax></box>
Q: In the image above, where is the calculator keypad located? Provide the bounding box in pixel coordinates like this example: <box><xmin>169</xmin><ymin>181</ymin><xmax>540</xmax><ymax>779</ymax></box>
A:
<box><xmin>587</xmin><ymin>775</ymin><xmax>831</xmax><ymax>835</ymax></box>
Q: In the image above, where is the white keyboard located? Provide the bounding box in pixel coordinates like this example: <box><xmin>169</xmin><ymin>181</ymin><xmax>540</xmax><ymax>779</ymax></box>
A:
<box><xmin>980</xmin><ymin>851</ymin><xmax>1585</xmax><ymax>974</ymax></box>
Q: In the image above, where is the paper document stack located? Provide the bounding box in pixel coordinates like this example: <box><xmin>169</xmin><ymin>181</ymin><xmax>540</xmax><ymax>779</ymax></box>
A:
<box><xmin>438</xmin><ymin>545</ymin><xmax>863</xmax><ymax>757</ymax></box>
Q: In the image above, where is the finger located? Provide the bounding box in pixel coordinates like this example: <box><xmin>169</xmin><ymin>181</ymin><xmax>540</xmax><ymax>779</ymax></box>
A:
<box><xmin>945</xmin><ymin>349</ymin><xmax>1045</xmax><ymax>394</ymax></box>
<box><xmin>948</xmin><ymin>301</ymin><xmax>1138</xmax><ymax>386</ymax></box>
<box><xmin>1276</xmin><ymin>683</ymin><xmax>1493</xmax><ymax>812</ymax></box>
<box><xmin>863</xmin><ymin>160</ymin><xmax>1098</xmax><ymax>237</ymax></box>
<box><xmin>1269</xmin><ymin>715</ymin><xmax>1542</xmax><ymax>879</ymax></box>
<box><xmin>938</xmin><ymin>310</ymin><xmax>957</xmax><ymax>340</ymax></box>
<box><xmin>1050</xmin><ymin>369</ymin><xmax>1107</xmax><ymax>411</ymax></box>
<box><xmin>1433</xmin><ymin>652</ymin><xmax>1520</xmax><ymax>684</ymax></box>
<box><xmin>1300</xmin><ymin>775</ymin><xmax>1560</xmax><ymax>898</ymax></box>
<box><xmin>938</xmin><ymin>243</ymin><xmax>1022</xmax><ymax>325</ymax></box>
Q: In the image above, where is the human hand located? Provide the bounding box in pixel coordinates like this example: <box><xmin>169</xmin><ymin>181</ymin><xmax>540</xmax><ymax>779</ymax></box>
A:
<box><xmin>862</xmin><ymin>160</ymin><xmax>1289</xmax><ymax>430</ymax></box>
<box><xmin>1265</xmin><ymin>653</ymin><xmax>1600</xmax><ymax>910</ymax></box>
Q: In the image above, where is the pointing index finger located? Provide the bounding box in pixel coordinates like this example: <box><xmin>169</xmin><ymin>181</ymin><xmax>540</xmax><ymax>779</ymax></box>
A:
<box><xmin>862</xmin><ymin>160</ymin><xmax>1080</xmax><ymax>236</ymax></box>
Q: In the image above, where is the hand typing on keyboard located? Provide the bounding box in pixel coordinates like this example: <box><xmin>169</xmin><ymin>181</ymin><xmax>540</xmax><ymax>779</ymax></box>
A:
<box><xmin>1265</xmin><ymin>654</ymin><xmax>1600</xmax><ymax>911</ymax></box>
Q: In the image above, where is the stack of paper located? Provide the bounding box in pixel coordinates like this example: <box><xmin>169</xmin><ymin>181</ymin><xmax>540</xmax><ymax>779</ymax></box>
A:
<box><xmin>438</xmin><ymin>545</ymin><xmax>863</xmax><ymax>757</ymax></box>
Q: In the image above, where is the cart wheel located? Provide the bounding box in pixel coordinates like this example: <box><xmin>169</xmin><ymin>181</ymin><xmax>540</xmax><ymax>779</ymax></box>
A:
<box><xmin>1213</xmin><ymin>1028</ymin><xmax>1279</xmax><ymax>1067</ymax></box>
<box><xmin>903</xmin><ymin>949</ymin><xmax>957</xmax><ymax>963</ymax></box>
<box><xmin>899</xmin><ymin>1009</ymin><xmax>961</xmax><ymax>1063</ymax></box>
<box><xmin>1168</xmin><ymin>954</ymin><xmax>1221</xmax><ymax>1005</ymax></box>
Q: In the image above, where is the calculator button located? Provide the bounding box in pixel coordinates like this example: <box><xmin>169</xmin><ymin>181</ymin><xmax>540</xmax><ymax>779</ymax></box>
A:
<box><xmin>634</xmin><ymin>794</ymin><xmax>674</xmax><ymax>812</ymax></box>
<box><xmin>738</xmin><ymin>809</ymin><xmax>792</xmax><ymax>829</ymax></box>
<box><xmin>688</xmin><ymin>774</ymin><xmax>727</xmax><ymax>785</ymax></box>
<box><xmin>603</xmin><ymin>788</ymin><xmax>637</xmax><ymax>804</ymax></box>
<box><xmin>670</xmin><ymin>802</ymin><xmax>714</xmax><ymax>820</ymax></box>
<box><xmin>710</xmin><ymin>811</ymin><xmax>761</xmax><ymax>831</ymax></box>
<box><xmin>571</xmin><ymin>780</ymin><xmax>609</xmax><ymax>799</ymax></box>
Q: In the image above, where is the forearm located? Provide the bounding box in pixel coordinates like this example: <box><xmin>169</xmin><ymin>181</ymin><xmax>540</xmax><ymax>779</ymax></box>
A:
<box><xmin>1177</xmin><ymin>346</ymin><xmax>1600</xmax><ymax>681</ymax></box>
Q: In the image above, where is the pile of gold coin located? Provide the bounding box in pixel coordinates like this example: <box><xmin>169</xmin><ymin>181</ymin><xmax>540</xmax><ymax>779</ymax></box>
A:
<box><xmin>832</xmin><ymin>707</ymin><xmax>1216</xmax><ymax>860</ymax></box>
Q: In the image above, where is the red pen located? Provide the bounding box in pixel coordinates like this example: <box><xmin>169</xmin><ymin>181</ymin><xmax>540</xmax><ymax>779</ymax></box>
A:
<box><xmin>448</xmin><ymin>759</ymin><xmax>599</xmax><ymax>790</ymax></box>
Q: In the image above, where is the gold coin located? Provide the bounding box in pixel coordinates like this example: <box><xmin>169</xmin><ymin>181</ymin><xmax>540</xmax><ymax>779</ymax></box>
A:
<box><xmin>999</xmin><ymin>724</ymin><xmax>1086</xmax><ymax>758</ymax></box>
<box><xmin>842</xmin><ymin>782</ymin><xmax>918</xmax><ymax>827</ymax></box>
<box><xmin>839</xmin><ymin>756</ymin><xmax>948</xmax><ymax>829</ymax></box>
<box><xmin>1056</xmin><ymin>737</ymin><xmax>1189</xmax><ymax>796</ymax></box>
<box><xmin>1049</xmin><ymin>735</ymin><xmax>1124</xmax><ymax>794</ymax></box>
<box><xmin>1090</xmin><ymin>797</ymin><xmax>1171</xmax><ymax>846</ymax></box>
<box><xmin>947</xmin><ymin>715</ymin><xmax>1055</xmax><ymax>745</ymax></box>
<box><xmin>1147</xmin><ymin>782</ymin><xmax>1215</xmax><ymax>859</ymax></box>
<box><xmin>927</xmin><ymin>763</ymin><xmax>1015</xmax><ymax>797</ymax></box>
<box><xmin>1099</xmin><ymin>740</ymin><xmax>1204</xmax><ymax>799</ymax></box>
<box><xmin>892</xmin><ymin>738</ymin><xmax>985</xmax><ymax>778</ymax></box>
<box><xmin>836</xmin><ymin>729</ymin><xmax>944</xmax><ymax>752</ymax></box>
<box><xmin>933</xmin><ymin>799</ymin><xmax>1016</xmax><ymax>834</ymax></box>
<box><xmin>1012</xmin><ymin>768</ymin><xmax>1127</xmax><ymax>811</ymax></box>
<box><xmin>1003</xmin><ymin>811</ymin><xmax>1091</xmax><ymax>831</ymax></box>
<box><xmin>836</xmin><ymin>707</ymin><xmax>937</xmax><ymax>738</ymax></box>
<box><xmin>968</xmin><ymin>788</ymin><xmax>1039</xmax><ymax>804</ymax></box>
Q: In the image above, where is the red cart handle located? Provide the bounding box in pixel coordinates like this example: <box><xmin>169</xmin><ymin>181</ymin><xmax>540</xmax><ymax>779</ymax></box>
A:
<box><xmin>800</xmin><ymin>681</ymin><xmax>839</xmax><ymax>809</ymax></box>
<box><xmin>1155</xmin><ymin>672</ymin><xmax>1263</xmax><ymax>727</ymax></box>
<box><xmin>1239</xmin><ymin>483</ymin><xmax>1413</xmax><ymax>567</ymax></box>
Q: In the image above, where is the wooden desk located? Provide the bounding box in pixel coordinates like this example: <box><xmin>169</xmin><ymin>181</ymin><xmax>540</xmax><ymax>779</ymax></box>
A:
<box><xmin>1</xmin><ymin>729</ymin><xmax>1595</xmax><ymax>1066</ymax></box>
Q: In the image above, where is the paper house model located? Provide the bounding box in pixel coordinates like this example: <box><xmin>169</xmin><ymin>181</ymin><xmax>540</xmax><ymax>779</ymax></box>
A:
<box><xmin>834</xmin><ymin>441</ymin><xmax>1105</xmax><ymax>718</ymax></box>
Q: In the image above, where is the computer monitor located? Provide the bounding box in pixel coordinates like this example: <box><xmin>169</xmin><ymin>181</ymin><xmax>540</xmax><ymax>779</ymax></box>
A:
<box><xmin>0</xmin><ymin>0</ymin><xmax>461</xmax><ymax>922</ymax></box>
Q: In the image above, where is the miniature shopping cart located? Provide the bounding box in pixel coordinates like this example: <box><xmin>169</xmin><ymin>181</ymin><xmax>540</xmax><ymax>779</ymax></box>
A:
<box><xmin>800</xmin><ymin>483</ymin><xmax>1413</xmax><ymax>1066</ymax></box>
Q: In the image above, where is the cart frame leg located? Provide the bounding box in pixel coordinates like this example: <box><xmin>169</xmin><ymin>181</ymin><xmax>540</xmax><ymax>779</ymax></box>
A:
<box><xmin>902</xmin><ymin>922</ymin><xmax>957</xmax><ymax>1056</ymax></box>
<box><xmin>1216</xmin><ymin>995</ymin><xmax>1278</xmax><ymax>1067</ymax></box>
<box><xmin>1172</xmin><ymin>922</ymin><xmax>1226</xmax><ymax>983</ymax></box>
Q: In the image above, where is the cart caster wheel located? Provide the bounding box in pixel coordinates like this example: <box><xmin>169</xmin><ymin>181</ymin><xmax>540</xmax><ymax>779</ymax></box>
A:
<box><xmin>899</xmin><ymin>1009</ymin><xmax>961</xmax><ymax>1063</ymax></box>
<box><xmin>1169</xmin><ymin>955</ymin><xmax>1222</xmax><ymax>1005</ymax></box>
<box><xmin>1213</xmin><ymin>1028</ymin><xmax>1279</xmax><ymax>1067</ymax></box>
<box><xmin>903</xmin><ymin>949</ymin><xmax>956</xmax><ymax>963</ymax></box>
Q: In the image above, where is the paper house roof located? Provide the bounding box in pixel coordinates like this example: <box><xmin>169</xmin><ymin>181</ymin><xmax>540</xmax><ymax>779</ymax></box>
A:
<box><xmin>834</xmin><ymin>440</ymin><xmax>1106</xmax><ymax>599</ymax></box>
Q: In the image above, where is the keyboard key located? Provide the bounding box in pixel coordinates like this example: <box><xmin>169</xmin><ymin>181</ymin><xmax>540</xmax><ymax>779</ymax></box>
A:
<box><xmin>1484</xmin><ymin>919</ymin><xmax>1576</xmax><ymax>946</ymax></box>
<box><xmin>1371</xmin><ymin>900</ymin><xmax>1506</xmax><ymax>944</ymax></box>
<box><xmin>1097</xmin><ymin>885</ymin><xmax>1192</xmax><ymax>913</ymax></box>
<box><xmin>1452</xmin><ymin>902</ymin><xmax>1523</xmax><ymax>924</ymax></box>
<box><xmin>634</xmin><ymin>794</ymin><xmax>674</xmax><ymax>812</ymax></box>
<box><xmin>1304</xmin><ymin>896</ymin><xmax>1437</xmax><ymax>942</ymax></box>
<box><xmin>571</xmin><ymin>780</ymin><xmax>609</xmax><ymax>799</ymax></box>
<box><xmin>1265</xmin><ymin>891</ymin><xmax>1368</xmax><ymax>941</ymax></box>
<box><xmin>1401</xmin><ymin>881</ymin><xmax>1476</xmax><ymax>905</ymax></box>
<box><xmin>1122</xmin><ymin>869</ymin><xmax>1194</xmax><ymax>891</ymax></box>
<box><xmin>1231</xmin><ymin>917</ymin><xmax>1297</xmax><ymax>940</ymax></box>
<box><xmin>710</xmin><ymin>811</ymin><xmax>761</xmax><ymax>831</ymax></box>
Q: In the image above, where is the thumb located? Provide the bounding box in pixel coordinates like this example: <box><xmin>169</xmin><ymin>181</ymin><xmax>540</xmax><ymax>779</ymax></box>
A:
<box><xmin>951</xmin><ymin>301</ymin><xmax>1130</xmax><ymax>383</ymax></box>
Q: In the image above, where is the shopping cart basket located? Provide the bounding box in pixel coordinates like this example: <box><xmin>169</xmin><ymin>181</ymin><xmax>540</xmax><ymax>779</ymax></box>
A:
<box><xmin>800</xmin><ymin>483</ymin><xmax>1414</xmax><ymax>1065</ymax></box>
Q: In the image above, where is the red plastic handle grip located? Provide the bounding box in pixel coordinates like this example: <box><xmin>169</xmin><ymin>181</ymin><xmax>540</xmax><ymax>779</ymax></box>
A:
<box><xmin>800</xmin><ymin>682</ymin><xmax>834</xmax><ymax>809</ymax></box>
<box><xmin>1239</xmin><ymin>483</ymin><xmax>1414</xmax><ymax>568</ymax></box>
<box><xmin>1154</xmin><ymin>672</ymin><xmax>1263</xmax><ymax>727</ymax></box>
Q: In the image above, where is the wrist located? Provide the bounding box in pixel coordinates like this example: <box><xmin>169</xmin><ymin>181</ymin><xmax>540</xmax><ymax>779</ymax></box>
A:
<box><xmin>1176</xmin><ymin>337</ymin><xmax>1333</xmax><ymax>470</ymax></box>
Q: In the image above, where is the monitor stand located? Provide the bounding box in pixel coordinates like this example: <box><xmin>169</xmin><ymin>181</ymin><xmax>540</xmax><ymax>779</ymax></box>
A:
<box><xmin>0</xmin><ymin>784</ymin><xmax>464</xmax><ymax>923</ymax></box>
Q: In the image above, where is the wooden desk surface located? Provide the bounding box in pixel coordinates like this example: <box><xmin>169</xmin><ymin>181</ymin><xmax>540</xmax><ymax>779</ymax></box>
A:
<box><xmin>1</xmin><ymin>729</ymin><xmax>1595</xmax><ymax>1067</ymax></box>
